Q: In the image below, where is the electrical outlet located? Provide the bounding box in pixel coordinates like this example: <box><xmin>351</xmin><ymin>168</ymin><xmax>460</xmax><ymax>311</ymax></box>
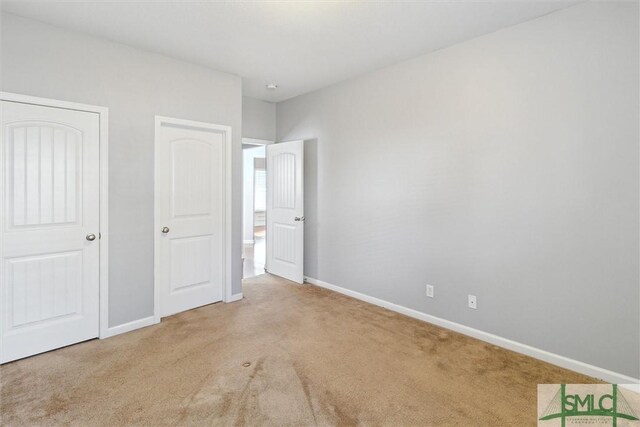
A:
<box><xmin>426</xmin><ymin>285</ymin><xmax>434</xmax><ymax>298</ymax></box>
<box><xmin>468</xmin><ymin>295</ymin><xmax>477</xmax><ymax>309</ymax></box>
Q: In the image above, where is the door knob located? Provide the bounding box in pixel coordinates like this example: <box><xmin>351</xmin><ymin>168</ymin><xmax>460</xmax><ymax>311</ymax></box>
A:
<box><xmin>86</xmin><ymin>234</ymin><xmax>96</xmax><ymax>241</ymax></box>
<box><xmin>161</xmin><ymin>226</ymin><xmax>170</xmax><ymax>234</ymax></box>
<box><xmin>294</xmin><ymin>216</ymin><xmax>305</xmax><ymax>222</ymax></box>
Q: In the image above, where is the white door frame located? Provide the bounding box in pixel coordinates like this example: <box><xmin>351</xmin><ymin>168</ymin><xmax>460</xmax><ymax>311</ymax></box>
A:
<box><xmin>0</xmin><ymin>92</ymin><xmax>110</xmax><ymax>343</ymax></box>
<box><xmin>153</xmin><ymin>116</ymin><xmax>233</xmax><ymax>323</ymax></box>
<box><xmin>242</xmin><ymin>137</ymin><xmax>273</xmax><ymax>147</ymax></box>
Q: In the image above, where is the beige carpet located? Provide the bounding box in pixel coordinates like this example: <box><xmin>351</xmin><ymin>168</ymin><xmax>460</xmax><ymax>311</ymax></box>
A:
<box><xmin>0</xmin><ymin>274</ymin><xmax>596</xmax><ymax>426</ymax></box>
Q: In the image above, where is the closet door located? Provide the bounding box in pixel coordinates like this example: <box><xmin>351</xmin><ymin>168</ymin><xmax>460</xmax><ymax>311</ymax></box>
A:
<box><xmin>1</xmin><ymin>101</ymin><xmax>100</xmax><ymax>363</ymax></box>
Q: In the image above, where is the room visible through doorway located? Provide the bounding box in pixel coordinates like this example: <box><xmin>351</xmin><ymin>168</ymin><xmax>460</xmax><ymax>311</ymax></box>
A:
<box><xmin>243</xmin><ymin>142</ymin><xmax>268</xmax><ymax>278</ymax></box>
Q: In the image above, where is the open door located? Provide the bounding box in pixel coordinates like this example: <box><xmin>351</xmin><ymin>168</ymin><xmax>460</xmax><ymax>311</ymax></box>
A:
<box><xmin>266</xmin><ymin>140</ymin><xmax>304</xmax><ymax>283</ymax></box>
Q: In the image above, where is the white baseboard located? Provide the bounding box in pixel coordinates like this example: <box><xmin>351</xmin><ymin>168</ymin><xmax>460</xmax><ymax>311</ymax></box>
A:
<box><xmin>101</xmin><ymin>293</ymin><xmax>243</xmax><ymax>339</ymax></box>
<box><xmin>243</xmin><ymin>240</ymin><xmax>255</xmax><ymax>244</ymax></box>
<box><xmin>100</xmin><ymin>315</ymin><xmax>157</xmax><ymax>339</ymax></box>
<box><xmin>225</xmin><ymin>293</ymin><xmax>243</xmax><ymax>303</ymax></box>
<box><xmin>305</xmin><ymin>276</ymin><xmax>639</xmax><ymax>387</ymax></box>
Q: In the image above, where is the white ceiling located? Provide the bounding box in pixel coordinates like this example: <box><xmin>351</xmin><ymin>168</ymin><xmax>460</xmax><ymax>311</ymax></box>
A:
<box><xmin>2</xmin><ymin>1</ymin><xmax>579</xmax><ymax>102</ymax></box>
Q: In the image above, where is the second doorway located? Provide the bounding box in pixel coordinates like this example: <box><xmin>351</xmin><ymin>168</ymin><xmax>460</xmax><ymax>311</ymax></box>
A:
<box><xmin>243</xmin><ymin>143</ymin><xmax>267</xmax><ymax>278</ymax></box>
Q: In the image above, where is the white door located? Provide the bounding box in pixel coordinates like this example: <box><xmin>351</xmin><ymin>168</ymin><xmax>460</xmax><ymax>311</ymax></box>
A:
<box><xmin>266</xmin><ymin>140</ymin><xmax>304</xmax><ymax>283</ymax></box>
<box><xmin>0</xmin><ymin>101</ymin><xmax>100</xmax><ymax>363</ymax></box>
<box><xmin>156</xmin><ymin>119</ymin><xmax>225</xmax><ymax>317</ymax></box>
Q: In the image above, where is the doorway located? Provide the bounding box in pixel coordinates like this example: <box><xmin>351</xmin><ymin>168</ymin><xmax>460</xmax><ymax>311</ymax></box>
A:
<box><xmin>242</xmin><ymin>138</ymin><xmax>304</xmax><ymax>283</ymax></box>
<box><xmin>243</xmin><ymin>142</ymin><xmax>268</xmax><ymax>278</ymax></box>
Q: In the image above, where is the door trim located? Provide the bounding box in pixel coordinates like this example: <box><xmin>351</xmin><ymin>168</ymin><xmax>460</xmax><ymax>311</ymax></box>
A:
<box><xmin>0</xmin><ymin>92</ymin><xmax>110</xmax><ymax>343</ymax></box>
<box><xmin>153</xmin><ymin>116</ymin><xmax>233</xmax><ymax>323</ymax></box>
<box><xmin>242</xmin><ymin>137</ymin><xmax>273</xmax><ymax>146</ymax></box>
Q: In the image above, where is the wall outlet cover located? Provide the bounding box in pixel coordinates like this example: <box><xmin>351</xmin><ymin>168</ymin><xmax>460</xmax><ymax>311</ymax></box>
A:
<box><xmin>426</xmin><ymin>284</ymin><xmax>434</xmax><ymax>298</ymax></box>
<box><xmin>468</xmin><ymin>295</ymin><xmax>477</xmax><ymax>309</ymax></box>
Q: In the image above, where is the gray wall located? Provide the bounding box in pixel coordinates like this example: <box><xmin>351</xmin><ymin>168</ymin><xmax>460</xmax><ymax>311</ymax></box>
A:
<box><xmin>1</xmin><ymin>13</ymin><xmax>244</xmax><ymax>327</ymax></box>
<box><xmin>277</xmin><ymin>1</ymin><xmax>639</xmax><ymax>378</ymax></box>
<box><xmin>242</xmin><ymin>96</ymin><xmax>276</xmax><ymax>141</ymax></box>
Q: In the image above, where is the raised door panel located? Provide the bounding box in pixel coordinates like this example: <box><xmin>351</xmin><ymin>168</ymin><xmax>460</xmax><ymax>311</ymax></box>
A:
<box><xmin>172</xmin><ymin>140</ymin><xmax>213</xmax><ymax>219</ymax></box>
<box><xmin>170</xmin><ymin>235</ymin><xmax>213</xmax><ymax>293</ymax></box>
<box><xmin>7</xmin><ymin>124</ymin><xmax>81</xmax><ymax>229</ymax></box>
<box><xmin>273</xmin><ymin>223</ymin><xmax>296</xmax><ymax>265</ymax></box>
<box><xmin>6</xmin><ymin>251</ymin><xmax>82</xmax><ymax>330</ymax></box>
<box><xmin>272</xmin><ymin>153</ymin><xmax>296</xmax><ymax>210</ymax></box>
